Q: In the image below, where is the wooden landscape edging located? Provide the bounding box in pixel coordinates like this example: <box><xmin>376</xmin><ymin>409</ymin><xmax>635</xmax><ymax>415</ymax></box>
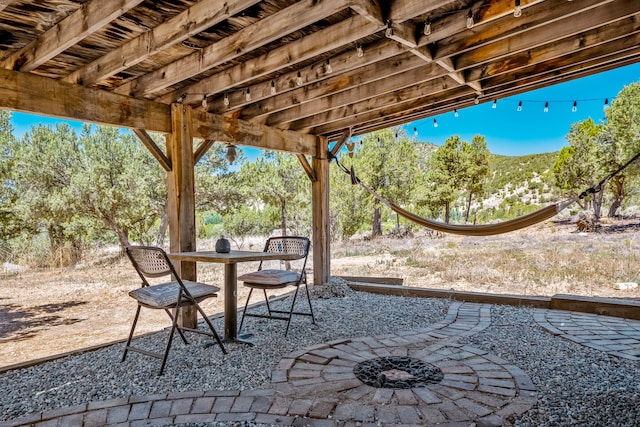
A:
<box><xmin>346</xmin><ymin>282</ymin><xmax>640</xmax><ymax>320</ymax></box>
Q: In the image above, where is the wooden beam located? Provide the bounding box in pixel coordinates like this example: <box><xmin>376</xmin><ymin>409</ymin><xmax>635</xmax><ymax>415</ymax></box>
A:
<box><xmin>0</xmin><ymin>0</ymin><xmax>13</xmax><ymax>12</ymax></box>
<box><xmin>312</xmin><ymin>85</ymin><xmax>475</xmax><ymax>136</ymax></box>
<box><xmin>133</xmin><ymin>129</ymin><xmax>171</xmax><ymax>171</ymax></box>
<box><xmin>453</xmin><ymin>0</ymin><xmax>640</xmax><ymax>71</ymax></box>
<box><xmin>433</xmin><ymin>0</ymin><xmax>613</xmax><ymax>61</ymax></box>
<box><xmin>64</xmin><ymin>0</ymin><xmax>261</xmax><ymax>86</ymax></box>
<box><xmin>114</xmin><ymin>0</ymin><xmax>353</xmax><ymax>98</ymax></box>
<box><xmin>297</xmin><ymin>154</ymin><xmax>317</xmax><ymax>182</ymax></box>
<box><xmin>348</xmin><ymin>0</ymin><xmax>385</xmax><ymax>25</ymax></box>
<box><xmin>330</xmin><ymin>129</ymin><xmax>351</xmax><ymax>158</ymax></box>
<box><xmin>268</xmin><ymin>64</ymin><xmax>446</xmax><ymax>128</ymax></box>
<box><xmin>159</xmin><ymin>15</ymin><xmax>384</xmax><ymax>106</ymax></box>
<box><xmin>167</xmin><ymin>104</ymin><xmax>197</xmax><ymax>327</ymax></box>
<box><xmin>191</xmin><ymin>109</ymin><xmax>317</xmax><ymax>156</ymax></box>
<box><xmin>205</xmin><ymin>38</ymin><xmax>405</xmax><ymax>115</ymax></box>
<box><xmin>194</xmin><ymin>139</ymin><xmax>216</xmax><ymax>165</ymax></box>
<box><xmin>1</xmin><ymin>0</ymin><xmax>143</xmax><ymax>72</ymax></box>
<box><xmin>312</xmin><ymin>137</ymin><xmax>330</xmax><ymax>285</ymax></box>
<box><xmin>467</xmin><ymin>15</ymin><xmax>640</xmax><ymax>83</ymax></box>
<box><xmin>240</xmin><ymin>51</ymin><xmax>422</xmax><ymax>121</ymax></box>
<box><xmin>0</xmin><ymin>68</ymin><xmax>171</xmax><ymax>133</ymax></box>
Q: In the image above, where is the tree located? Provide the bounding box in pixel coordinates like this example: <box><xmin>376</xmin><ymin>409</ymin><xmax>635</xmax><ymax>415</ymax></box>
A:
<box><xmin>11</xmin><ymin>123</ymin><xmax>84</xmax><ymax>264</ymax></box>
<box><xmin>70</xmin><ymin>125</ymin><xmax>166</xmax><ymax>250</ymax></box>
<box><xmin>350</xmin><ymin>128</ymin><xmax>418</xmax><ymax>237</ymax></box>
<box><xmin>600</xmin><ymin>82</ymin><xmax>640</xmax><ymax>217</ymax></box>
<box><xmin>553</xmin><ymin>118</ymin><xmax>605</xmax><ymax>217</ymax></box>
<box><xmin>0</xmin><ymin>111</ymin><xmax>24</xmax><ymax>246</ymax></box>
<box><xmin>239</xmin><ymin>151</ymin><xmax>310</xmax><ymax>236</ymax></box>
<box><xmin>461</xmin><ymin>135</ymin><xmax>491</xmax><ymax>222</ymax></box>
<box><xmin>423</xmin><ymin>136</ymin><xmax>465</xmax><ymax>223</ymax></box>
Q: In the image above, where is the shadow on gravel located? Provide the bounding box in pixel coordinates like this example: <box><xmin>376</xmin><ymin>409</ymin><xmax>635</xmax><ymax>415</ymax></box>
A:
<box><xmin>0</xmin><ymin>301</ymin><xmax>87</xmax><ymax>341</ymax></box>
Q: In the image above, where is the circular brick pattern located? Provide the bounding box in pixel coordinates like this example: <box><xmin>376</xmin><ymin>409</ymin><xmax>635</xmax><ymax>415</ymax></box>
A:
<box><xmin>353</xmin><ymin>356</ymin><xmax>443</xmax><ymax>389</ymax></box>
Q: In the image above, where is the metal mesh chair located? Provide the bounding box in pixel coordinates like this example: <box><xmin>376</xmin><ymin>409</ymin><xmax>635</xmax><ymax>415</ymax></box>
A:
<box><xmin>123</xmin><ymin>245</ymin><xmax>226</xmax><ymax>375</ymax></box>
<box><xmin>238</xmin><ymin>236</ymin><xmax>315</xmax><ymax>336</ymax></box>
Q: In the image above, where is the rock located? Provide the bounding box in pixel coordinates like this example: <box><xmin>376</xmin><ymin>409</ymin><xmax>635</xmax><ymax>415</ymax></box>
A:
<box><xmin>614</xmin><ymin>282</ymin><xmax>638</xmax><ymax>290</ymax></box>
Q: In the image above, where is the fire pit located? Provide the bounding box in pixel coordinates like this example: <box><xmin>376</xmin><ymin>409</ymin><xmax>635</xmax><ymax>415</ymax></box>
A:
<box><xmin>353</xmin><ymin>356</ymin><xmax>443</xmax><ymax>389</ymax></box>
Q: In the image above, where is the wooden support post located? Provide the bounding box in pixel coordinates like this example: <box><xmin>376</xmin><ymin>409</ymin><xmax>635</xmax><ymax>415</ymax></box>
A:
<box><xmin>167</xmin><ymin>103</ymin><xmax>198</xmax><ymax>328</ymax></box>
<box><xmin>312</xmin><ymin>136</ymin><xmax>330</xmax><ymax>285</ymax></box>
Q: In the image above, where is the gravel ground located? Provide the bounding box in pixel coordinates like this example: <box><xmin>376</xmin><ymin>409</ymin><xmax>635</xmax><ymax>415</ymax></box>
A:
<box><xmin>2</xmin><ymin>285</ymin><xmax>640</xmax><ymax>426</ymax></box>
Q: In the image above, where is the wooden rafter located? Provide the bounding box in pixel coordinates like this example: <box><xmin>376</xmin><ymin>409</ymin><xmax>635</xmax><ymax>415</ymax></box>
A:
<box><xmin>133</xmin><ymin>128</ymin><xmax>171</xmax><ymax>171</ymax></box>
<box><xmin>1</xmin><ymin>0</ymin><xmax>143</xmax><ymax>72</ymax></box>
<box><xmin>64</xmin><ymin>0</ymin><xmax>262</xmax><ymax>86</ymax></box>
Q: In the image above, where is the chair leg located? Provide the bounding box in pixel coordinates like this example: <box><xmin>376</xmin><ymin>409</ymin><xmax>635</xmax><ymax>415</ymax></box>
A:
<box><xmin>284</xmin><ymin>285</ymin><xmax>302</xmax><ymax>337</ymax></box>
<box><xmin>164</xmin><ymin>308</ymin><xmax>189</xmax><ymax>345</ymax></box>
<box><xmin>194</xmin><ymin>303</ymin><xmax>227</xmax><ymax>354</ymax></box>
<box><xmin>122</xmin><ymin>304</ymin><xmax>142</xmax><ymax>362</ymax></box>
<box><xmin>304</xmin><ymin>282</ymin><xmax>316</xmax><ymax>324</ymax></box>
<box><xmin>263</xmin><ymin>289</ymin><xmax>272</xmax><ymax>315</ymax></box>
<box><xmin>239</xmin><ymin>287</ymin><xmax>254</xmax><ymax>334</ymax></box>
<box><xmin>159</xmin><ymin>304</ymin><xmax>181</xmax><ymax>375</ymax></box>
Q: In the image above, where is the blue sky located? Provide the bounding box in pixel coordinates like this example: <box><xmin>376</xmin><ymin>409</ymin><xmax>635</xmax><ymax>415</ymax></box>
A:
<box><xmin>404</xmin><ymin>62</ymin><xmax>640</xmax><ymax>156</ymax></box>
<box><xmin>8</xmin><ymin>62</ymin><xmax>640</xmax><ymax>158</ymax></box>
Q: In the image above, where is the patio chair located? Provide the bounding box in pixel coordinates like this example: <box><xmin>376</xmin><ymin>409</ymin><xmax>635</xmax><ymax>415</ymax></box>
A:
<box><xmin>238</xmin><ymin>236</ymin><xmax>315</xmax><ymax>336</ymax></box>
<box><xmin>123</xmin><ymin>245</ymin><xmax>226</xmax><ymax>375</ymax></box>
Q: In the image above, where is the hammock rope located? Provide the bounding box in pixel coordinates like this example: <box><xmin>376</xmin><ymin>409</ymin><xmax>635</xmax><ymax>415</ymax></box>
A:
<box><xmin>329</xmin><ymin>149</ymin><xmax>640</xmax><ymax>237</ymax></box>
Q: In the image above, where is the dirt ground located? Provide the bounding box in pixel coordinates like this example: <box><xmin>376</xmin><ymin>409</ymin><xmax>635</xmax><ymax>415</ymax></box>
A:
<box><xmin>2</xmin><ymin>219</ymin><xmax>640</xmax><ymax>369</ymax></box>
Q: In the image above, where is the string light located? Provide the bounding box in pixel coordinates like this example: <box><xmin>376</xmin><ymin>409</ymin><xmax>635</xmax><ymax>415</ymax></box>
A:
<box><xmin>325</xmin><ymin>58</ymin><xmax>332</xmax><ymax>74</ymax></box>
<box><xmin>226</xmin><ymin>144</ymin><xmax>237</xmax><ymax>164</ymax></box>
<box><xmin>201</xmin><ymin>95</ymin><xmax>208</xmax><ymax>109</ymax></box>
<box><xmin>296</xmin><ymin>70</ymin><xmax>303</xmax><ymax>86</ymax></box>
<box><xmin>454</xmin><ymin>109</ymin><xmax>459</xmax><ymax>117</ymax></box>
<box><xmin>466</xmin><ymin>10</ymin><xmax>474</xmax><ymax>29</ymax></box>
<box><xmin>492</xmin><ymin>99</ymin><xmax>497</xmax><ymax>109</ymax></box>
<box><xmin>245</xmin><ymin>88</ymin><xmax>251</xmax><ymax>101</ymax></box>
<box><xmin>433</xmin><ymin>118</ymin><xmax>438</xmax><ymax>128</ymax></box>
<box><xmin>544</xmin><ymin>102</ymin><xmax>549</xmax><ymax>113</ymax></box>
<box><xmin>604</xmin><ymin>98</ymin><xmax>609</xmax><ymax>110</ymax></box>
<box><xmin>517</xmin><ymin>101</ymin><xmax>523</xmax><ymax>112</ymax></box>
<box><xmin>514</xmin><ymin>0</ymin><xmax>522</xmax><ymax>18</ymax></box>
<box><xmin>474</xmin><ymin>97</ymin><xmax>480</xmax><ymax>105</ymax></box>
<box><xmin>270</xmin><ymin>80</ymin><xmax>276</xmax><ymax>95</ymax></box>
<box><xmin>414</xmin><ymin>127</ymin><xmax>418</xmax><ymax>138</ymax></box>
<box><xmin>385</xmin><ymin>20</ymin><xmax>394</xmax><ymax>37</ymax></box>
<box><xmin>572</xmin><ymin>101</ymin><xmax>578</xmax><ymax>112</ymax></box>
<box><xmin>223</xmin><ymin>92</ymin><xmax>229</xmax><ymax>106</ymax></box>
<box><xmin>356</xmin><ymin>44</ymin><xmax>364</xmax><ymax>57</ymax></box>
<box><xmin>423</xmin><ymin>19</ymin><xmax>432</xmax><ymax>36</ymax></box>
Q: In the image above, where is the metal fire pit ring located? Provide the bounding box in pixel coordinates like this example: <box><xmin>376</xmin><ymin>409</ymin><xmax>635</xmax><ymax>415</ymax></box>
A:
<box><xmin>353</xmin><ymin>356</ymin><xmax>443</xmax><ymax>389</ymax></box>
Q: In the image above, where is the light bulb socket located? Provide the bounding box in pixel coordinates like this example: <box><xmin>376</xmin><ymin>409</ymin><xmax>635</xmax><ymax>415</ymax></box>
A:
<box><xmin>385</xmin><ymin>20</ymin><xmax>394</xmax><ymax>37</ymax></box>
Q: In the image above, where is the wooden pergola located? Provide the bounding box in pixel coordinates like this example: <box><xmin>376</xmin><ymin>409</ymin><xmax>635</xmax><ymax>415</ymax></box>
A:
<box><xmin>1</xmin><ymin>0</ymin><xmax>639</xmax><ymax>292</ymax></box>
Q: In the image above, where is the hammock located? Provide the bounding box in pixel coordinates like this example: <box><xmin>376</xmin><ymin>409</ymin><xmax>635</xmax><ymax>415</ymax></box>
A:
<box><xmin>331</xmin><ymin>148</ymin><xmax>640</xmax><ymax>237</ymax></box>
<box><xmin>358</xmin><ymin>179</ymin><xmax>575</xmax><ymax>236</ymax></box>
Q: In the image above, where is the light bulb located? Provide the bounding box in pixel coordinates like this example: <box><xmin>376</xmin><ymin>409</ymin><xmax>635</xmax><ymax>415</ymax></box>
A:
<box><xmin>517</xmin><ymin>101</ymin><xmax>522</xmax><ymax>112</ymax></box>
<box><xmin>572</xmin><ymin>101</ymin><xmax>577</xmax><ymax>112</ymax></box>
<box><xmin>492</xmin><ymin>100</ymin><xmax>497</xmax><ymax>109</ymax></box>
<box><xmin>357</xmin><ymin>45</ymin><xmax>364</xmax><ymax>57</ymax></box>
<box><xmin>385</xmin><ymin>20</ymin><xmax>393</xmax><ymax>37</ymax></box>
<box><xmin>604</xmin><ymin>98</ymin><xmax>609</xmax><ymax>110</ymax></box>
<box><xmin>270</xmin><ymin>80</ymin><xmax>276</xmax><ymax>95</ymax></box>
<box><xmin>325</xmin><ymin>59</ymin><xmax>332</xmax><ymax>74</ymax></box>
<box><xmin>544</xmin><ymin>102</ymin><xmax>549</xmax><ymax>113</ymax></box>
<box><xmin>413</xmin><ymin>127</ymin><xmax>418</xmax><ymax>138</ymax></box>
<box><xmin>514</xmin><ymin>0</ymin><xmax>522</xmax><ymax>17</ymax></box>
<box><xmin>226</xmin><ymin>144</ymin><xmax>237</xmax><ymax>164</ymax></box>
<box><xmin>466</xmin><ymin>10</ymin><xmax>474</xmax><ymax>29</ymax></box>
<box><xmin>201</xmin><ymin>95</ymin><xmax>208</xmax><ymax>109</ymax></box>
<box><xmin>433</xmin><ymin>118</ymin><xmax>438</xmax><ymax>128</ymax></box>
<box><xmin>423</xmin><ymin>19</ymin><xmax>432</xmax><ymax>36</ymax></box>
<box><xmin>296</xmin><ymin>71</ymin><xmax>303</xmax><ymax>86</ymax></box>
<box><xmin>245</xmin><ymin>88</ymin><xmax>251</xmax><ymax>101</ymax></box>
<box><xmin>474</xmin><ymin>97</ymin><xmax>480</xmax><ymax>105</ymax></box>
<box><xmin>223</xmin><ymin>93</ymin><xmax>230</xmax><ymax>106</ymax></box>
<box><xmin>454</xmin><ymin>109</ymin><xmax>459</xmax><ymax>118</ymax></box>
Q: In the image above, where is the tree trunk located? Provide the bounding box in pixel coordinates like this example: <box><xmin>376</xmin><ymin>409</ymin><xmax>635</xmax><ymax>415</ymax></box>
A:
<box><xmin>464</xmin><ymin>192</ymin><xmax>473</xmax><ymax>223</ymax></box>
<box><xmin>372</xmin><ymin>206</ymin><xmax>382</xmax><ymax>237</ymax></box>
<box><xmin>156</xmin><ymin>202</ymin><xmax>169</xmax><ymax>247</ymax></box>
<box><xmin>444</xmin><ymin>201</ymin><xmax>451</xmax><ymax>224</ymax></box>
<box><xmin>608</xmin><ymin>175</ymin><xmax>625</xmax><ymax>217</ymax></box>
<box><xmin>593</xmin><ymin>187</ymin><xmax>605</xmax><ymax>221</ymax></box>
<box><xmin>280</xmin><ymin>197</ymin><xmax>287</xmax><ymax>236</ymax></box>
